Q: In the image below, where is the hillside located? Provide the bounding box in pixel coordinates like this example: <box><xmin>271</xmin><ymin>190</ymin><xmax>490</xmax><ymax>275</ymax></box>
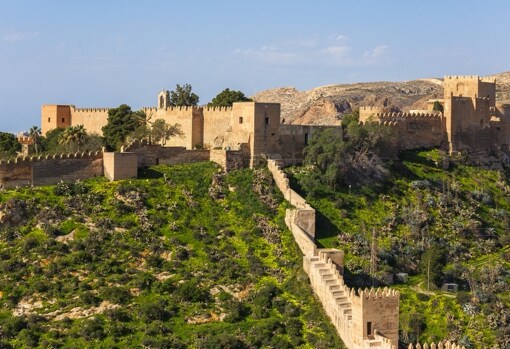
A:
<box><xmin>253</xmin><ymin>71</ymin><xmax>510</xmax><ymax>125</ymax></box>
<box><xmin>286</xmin><ymin>149</ymin><xmax>510</xmax><ymax>348</ymax></box>
<box><xmin>0</xmin><ymin>163</ymin><xmax>343</xmax><ymax>348</ymax></box>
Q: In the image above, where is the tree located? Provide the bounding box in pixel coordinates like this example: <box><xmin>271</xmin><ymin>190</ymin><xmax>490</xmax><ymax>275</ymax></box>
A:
<box><xmin>150</xmin><ymin>119</ymin><xmax>183</xmax><ymax>145</ymax></box>
<box><xmin>433</xmin><ymin>100</ymin><xmax>444</xmax><ymax>113</ymax></box>
<box><xmin>302</xmin><ymin>111</ymin><xmax>396</xmax><ymax>190</ymax></box>
<box><xmin>101</xmin><ymin>104</ymin><xmax>144</xmax><ymax>151</ymax></box>
<box><xmin>58</xmin><ymin>125</ymin><xmax>88</xmax><ymax>152</ymax></box>
<box><xmin>29</xmin><ymin>126</ymin><xmax>42</xmax><ymax>155</ymax></box>
<box><xmin>0</xmin><ymin>132</ymin><xmax>21</xmax><ymax>157</ymax></box>
<box><xmin>168</xmin><ymin>84</ymin><xmax>199</xmax><ymax>107</ymax></box>
<box><xmin>208</xmin><ymin>88</ymin><xmax>252</xmax><ymax>107</ymax></box>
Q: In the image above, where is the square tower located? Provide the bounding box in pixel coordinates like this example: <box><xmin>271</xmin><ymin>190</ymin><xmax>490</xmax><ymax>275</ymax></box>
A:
<box><xmin>41</xmin><ymin>105</ymin><xmax>72</xmax><ymax>136</ymax></box>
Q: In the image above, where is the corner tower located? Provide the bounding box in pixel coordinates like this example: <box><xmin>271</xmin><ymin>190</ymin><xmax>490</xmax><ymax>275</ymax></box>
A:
<box><xmin>41</xmin><ymin>105</ymin><xmax>72</xmax><ymax>136</ymax></box>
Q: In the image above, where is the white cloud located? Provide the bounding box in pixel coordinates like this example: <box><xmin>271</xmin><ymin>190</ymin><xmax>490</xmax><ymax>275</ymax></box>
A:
<box><xmin>233</xmin><ymin>36</ymin><xmax>390</xmax><ymax>68</ymax></box>
<box><xmin>362</xmin><ymin>45</ymin><xmax>390</xmax><ymax>63</ymax></box>
<box><xmin>325</xmin><ymin>45</ymin><xmax>351</xmax><ymax>58</ymax></box>
<box><xmin>2</xmin><ymin>31</ymin><xmax>39</xmax><ymax>43</ymax></box>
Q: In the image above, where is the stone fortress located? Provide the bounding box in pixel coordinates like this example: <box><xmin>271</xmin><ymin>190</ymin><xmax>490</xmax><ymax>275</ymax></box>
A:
<box><xmin>41</xmin><ymin>90</ymin><xmax>328</xmax><ymax>168</ymax></box>
<box><xmin>5</xmin><ymin>76</ymin><xmax>502</xmax><ymax>349</ymax></box>
<box><xmin>360</xmin><ymin>75</ymin><xmax>510</xmax><ymax>155</ymax></box>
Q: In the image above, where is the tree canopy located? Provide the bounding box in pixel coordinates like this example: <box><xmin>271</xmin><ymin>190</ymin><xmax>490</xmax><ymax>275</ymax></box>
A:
<box><xmin>168</xmin><ymin>84</ymin><xmax>199</xmax><ymax>107</ymax></box>
<box><xmin>208</xmin><ymin>88</ymin><xmax>252</xmax><ymax>107</ymax></box>
<box><xmin>102</xmin><ymin>104</ymin><xmax>144</xmax><ymax>151</ymax></box>
<box><xmin>302</xmin><ymin>112</ymin><xmax>396</xmax><ymax>192</ymax></box>
<box><xmin>58</xmin><ymin>125</ymin><xmax>89</xmax><ymax>152</ymax></box>
<box><xmin>0</xmin><ymin>132</ymin><xmax>21</xmax><ymax>158</ymax></box>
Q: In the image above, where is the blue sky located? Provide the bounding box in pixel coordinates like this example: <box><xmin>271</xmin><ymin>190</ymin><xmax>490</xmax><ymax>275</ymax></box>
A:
<box><xmin>1</xmin><ymin>0</ymin><xmax>509</xmax><ymax>133</ymax></box>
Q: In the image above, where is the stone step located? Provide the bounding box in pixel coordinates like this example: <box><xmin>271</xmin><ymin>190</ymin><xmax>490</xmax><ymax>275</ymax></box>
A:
<box><xmin>331</xmin><ymin>290</ymin><xmax>344</xmax><ymax>297</ymax></box>
<box><xmin>324</xmin><ymin>279</ymin><xmax>338</xmax><ymax>286</ymax></box>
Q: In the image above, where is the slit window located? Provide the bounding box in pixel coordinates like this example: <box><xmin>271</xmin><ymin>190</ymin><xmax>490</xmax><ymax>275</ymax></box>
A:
<box><xmin>239</xmin><ymin>116</ymin><xmax>243</xmax><ymax>124</ymax></box>
<box><xmin>367</xmin><ymin>322</ymin><xmax>372</xmax><ymax>336</ymax></box>
<box><xmin>61</xmin><ymin>118</ymin><xmax>65</xmax><ymax>123</ymax></box>
<box><xmin>265</xmin><ymin>117</ymin><xmax>269</xmax><ymax>125</ymax></box>
<box><xmin>47</xmin><ymin>117</ymin><xmax>51</xmax><ymax>123</ymax></box>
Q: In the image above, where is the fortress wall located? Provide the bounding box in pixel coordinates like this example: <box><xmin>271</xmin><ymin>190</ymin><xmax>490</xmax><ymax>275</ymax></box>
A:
<box><xmin>0</xmin><ymin>161</ymin><xmax>32</xmax><ymax>189</ymax></box>
<box><xmin>209</xmin><ymin>149</ymin><xmax>247</xmax><ymax>172</ymax></box>
<box><xmin>144</xmin><ymin>107</ymin><xmax>199</xmax><ymax>149</ymax></box>
<box><xmin>364</xmin><ymin>113</ymin><xmax>446</xmax><ymax>150</ymax></box>
<box><xmin>70</xmin><ymin>108</ymin><xmax>110</xmax><ymax>135</ymax></box>
<box><xmin>32</xmin><ymin>153</ymin><xmax>103</xmax><ymax>186</ymax></box>
<box><xmin>202</xmin><ymin>107</ymin><xmax>232</xmax><ymax>149</ymax></box>
<box><xmin>1</xmin><ymin>152</ymin><xmax>103</xmax><ymax>188</ymax></box>
<box><xmin>126</xmin><ymin>144</ymin><xmax>210</xmax><ymax>167</ymax></box>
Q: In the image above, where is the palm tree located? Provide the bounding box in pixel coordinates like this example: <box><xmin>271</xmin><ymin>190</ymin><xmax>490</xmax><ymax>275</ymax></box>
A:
<box><xmin>58</xmin><ymin>125</ymin><xmax>88</xmax><ymax>152</ymax></box>
<box><xmin>29</xmin><ymin>126</ymin><xmax>41</xmax><ymax>154</ymax></box>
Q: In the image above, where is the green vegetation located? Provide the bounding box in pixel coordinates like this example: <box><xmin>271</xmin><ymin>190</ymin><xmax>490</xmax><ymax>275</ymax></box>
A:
<box><xmin>287</xmin><ymin>148</ymin><xmax>510</xmax><ymax>347</ymax></box>
<box><xmin>302</xmin><ymin>112</ymin><xmax>396</xmax><ymax>191</ymax></box>
<box><xmin>168</xmin><ymin>83</ymin><xmax>199</xmax><ymax>107</ymax></box>
<box><xmin>0</xmin><ymin>162</ymin><xmax>343</xmax><ymax>348</ymax></box>
<box><xmin>101</xmin><ymin>104</ymin><xmax>145</xmax><ymax>151</ymax></box>
<box><xmin>0</xmin><ymin>132</ymin><xmax>21</xmax><ymax>158</ymax></box>
<box><xmin>208</xmin><ymin>88</ymin><xmax>252</xmax><ymax>107</ymax></box>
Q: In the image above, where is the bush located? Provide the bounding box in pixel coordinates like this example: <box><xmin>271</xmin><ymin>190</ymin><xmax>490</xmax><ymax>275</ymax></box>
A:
<box><xmin>175</xmin><ymin>280</ymin><xmax>211</xmax><ymax>303</ymax></box>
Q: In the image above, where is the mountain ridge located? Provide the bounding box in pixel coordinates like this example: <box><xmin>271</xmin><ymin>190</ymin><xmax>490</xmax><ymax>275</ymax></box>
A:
<box><xmin>252</xmin><ymin>71</ymin><xmax>510</xmax><ymax>125</ymax></box>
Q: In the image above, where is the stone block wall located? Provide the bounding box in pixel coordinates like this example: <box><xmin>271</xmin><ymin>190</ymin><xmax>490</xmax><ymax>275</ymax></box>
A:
<box><xmin>103</xmin><ymin>152</ymin><xmax>138</xmax><ymax>181</ymax></box>
<box><xmin>0</xmin><ymin>152</ymin><xmax>103</xmax><ymax>189</ymax></box>
<box><xmin>32</xmin><ymin>153</ymin><xmax>103</xmax><ymax>186</ymax></box>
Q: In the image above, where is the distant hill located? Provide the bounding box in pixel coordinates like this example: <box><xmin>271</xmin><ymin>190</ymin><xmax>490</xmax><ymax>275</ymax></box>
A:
<box><xmin>252</xmin><ymin>71</ymin><xmax>510</xmax><ymax>125</ymax></box>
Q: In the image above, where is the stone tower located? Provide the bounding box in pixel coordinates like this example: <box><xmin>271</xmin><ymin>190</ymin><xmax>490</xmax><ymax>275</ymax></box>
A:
<box><xmin>443</xmin><ymin>76</ymin><xmax>497</xmax><ymax>153</ymax></box>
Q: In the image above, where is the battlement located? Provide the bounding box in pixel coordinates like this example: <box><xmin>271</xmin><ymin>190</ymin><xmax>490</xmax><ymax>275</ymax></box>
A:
<box><xmin>16</xmin><ymin>136</ymin><xmax>33</xmax><ymax>144</ymax></box>
<box><xmin>72</xmin><ymin>107</ymin><xmax>111</xmax><ymax>113</ymax></box>
<box><xmin>0</xmin><ymin>151</ymin><xmax>102</xmax><ymax>165</ymax></box>
<box><xmin>377</xmin><ymin>112</ymin><xmax>442</xmax><ymax>119</ymax></box>
<box><xmin>203</xmin><ymin>105</ymin><xmax>233</xmax><ymax>112</ymax></box>
<box><xmin>359</xmin><ymin>106</ymin><xmax>389</xmax><ymax>112</ymax></box>
<box><xmin>143</xmin><ymin>105</ymin><xmax>202</xmax><ymax>112</ymax></box>
<box><xmin>352</xmin><ymin>287</ymin><xmax>399</xmax><ymax>302</ymax></box>
<box><xmin>407</xmin><ymin>341</ymin><xmax>466</xmax><ymax>349</ymax></box>
<box><xmin>444</xmin><ymin>75</ymin><xmax>495</xmax><ymax>83</ymax></box>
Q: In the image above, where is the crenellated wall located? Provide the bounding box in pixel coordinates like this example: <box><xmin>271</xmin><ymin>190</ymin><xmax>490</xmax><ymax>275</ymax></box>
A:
<box><xmin>406</xmin><ymin>342</ymin><xmax>465</xmax><ymax>349</ymax></box>
<box><xmin>0</xmin><ymin>151</ymin><xmax>103</xmax><ymax>189</ymax></box>
<box><xmin>69</xmin><ymin>107</ymin><xmax>110</xmax><ymax>135</ymax></box>
<box><xmin>267</xmin><ymin>158</ymin><xmax>467</xmax><ymax>349</ymax></box>
<box><xmin>268</xmin><ymin>158</ymin><xmax>398</xmax><ymax>349</ymax></box>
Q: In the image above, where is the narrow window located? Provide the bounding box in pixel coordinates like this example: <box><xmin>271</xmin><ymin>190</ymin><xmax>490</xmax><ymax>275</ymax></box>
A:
<box><xmin>239</xmin><ymin>116</ymin><xmax>243</xmax><ymax>124</ymax></box>
<box><xmin>304</xmin><ymin>133</ymin><xmax>309</xmax><ymax>146</ymax></box>
<box><xmin>367</xmin><ymin>322</ymin><xmax>372</xmax><ymax>336</ymax></box>
<box><xmin>480</xmin><ymin>119</ymin><xmax>484</xmax><ymax>127</ymax></box>
<box><xmin>61</xmin><ymin>117</ymin><xmax>65</xmax><ymax>123</ymax></box>
<box><xmin>265</xmin><ymin>117</ymin><xmax>269</xmax><ymax>125</ymax></box>
<box><xmin>47</xmin><ymin>117</ymin><xmax>50</xmax><ymax>123</ymax></box>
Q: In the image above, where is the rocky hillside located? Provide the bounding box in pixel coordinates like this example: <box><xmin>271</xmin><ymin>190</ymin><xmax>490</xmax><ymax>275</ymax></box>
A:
<box><xmin>253</xmin><ymin>71</ymin><xmax>510</xmax><ymax>125</ymax></box>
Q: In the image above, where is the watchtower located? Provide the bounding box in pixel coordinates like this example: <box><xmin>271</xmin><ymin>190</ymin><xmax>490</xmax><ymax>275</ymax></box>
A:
<box><xmin>41</xmin><ymin>105</ymin><xmax>72</xmax><ymax>136</ymax></box>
